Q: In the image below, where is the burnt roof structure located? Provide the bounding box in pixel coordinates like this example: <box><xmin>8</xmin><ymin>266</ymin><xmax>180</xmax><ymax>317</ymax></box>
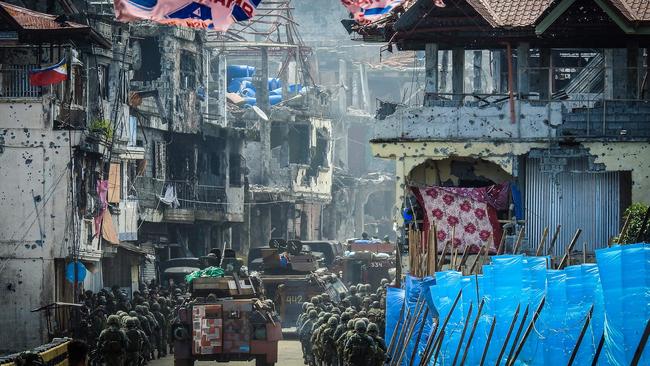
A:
<box><xmin>0</xmin><ymin>1</ymin><xmax>110</xmax><ymax>47</ymax></box>
<box><xmin>352</xmin><ymin>0</ymin><xmax>650</xmax><ymax>50</ymax></box>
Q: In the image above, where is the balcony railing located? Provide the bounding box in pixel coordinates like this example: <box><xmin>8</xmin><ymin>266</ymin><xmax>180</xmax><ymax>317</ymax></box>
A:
<box><xmin>0</xmin><ymin>65</ymin><xmax>41</xmax><ymax>98</ymax></box>
<box><xmin>135</xmin><ymin>177</ymin><xmax>227</xmax><ymax>213</ymax></box>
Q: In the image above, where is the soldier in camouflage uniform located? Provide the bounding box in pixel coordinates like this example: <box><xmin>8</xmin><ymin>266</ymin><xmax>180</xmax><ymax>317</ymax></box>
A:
<box><xmin>142</xmin><ymin>304</ymin><xmax>159</xmax><ymax>359</ymax></box>
<box><xmin>124</xmin><ymin>317</ymin><xmax>143</xmax><ymax>366</ymax></box>
<box><xmin>300</xmin><ymin>310</ymin><xmax>318</xmax><ymax>365</ymax></box>
<box><xmin>367</xmin><ymin>323</ymin><xmax>386</xmax><ymax>366</ymax></box>
<box><xmin>319</xmin><ymin>317</ymin><xmax>340</xmax><ymax>366</ymax></box>
<box><xmin>151</xmin><ymin>302</ymin><xmax>167</xmax><ymax>357</ymax></box>
<box><xmin>134</xmin><ymin>306</ymin><xmax>152</xmax><ymax>361</ymax></box>
<box><xmin>347</xmin><ymin>286</ymin><xmax>361</xmax><ymax>310</ymax></box>
<box><xmin>311</xmin><ymin>313</ymin><xmax>332</xmax><ymax>365</ymax></box>
<box><xmin>343</xmin><ymin>320</ymin><xmax>377</xmax><ymax>366</ymax></box>
<box><xmin>333</xmin><ymin>312</ymin><xmax>350</xmax><ymax>344</ymax></box>
<box><xmin>336</xmin><ymin>320</ymin><xmax>356</xmax><ymax>360</ymax></box>
<box><xmin>97</xmin><ymin>315</ymin><xmax>129</xmax><ymax>366</ymax></box>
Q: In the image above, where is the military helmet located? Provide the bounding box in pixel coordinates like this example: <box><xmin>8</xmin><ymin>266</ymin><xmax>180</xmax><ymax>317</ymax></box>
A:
<box><xmin>354</xmin><ymin>319</ymin><xmax>367</xmax><ymax>332</ymax></box>
<box><xmin>311</xmin><ymin>296</ymin><xmax>321</xmax><ymax>304</ymax></box>
<box><xmin>347</xmin><ymin>319</ymin><xmax>355</xmax><ymax>330</ymax></box>
<box><xmin>309</xmin><ymin>310</ymin><xmax>318</xmax><ymax>319</ymax></box>
<box><xmin>349</xmin><ymin>285</ymin><xmax>357</xmax><ymax>294</ymax></box>
<box><xmin>129</xmin><ymin>311</ymin><xmax>138</xmax><ymax>317</ymax></box>
<box><xmin>107</xmin><ymin>314</ymin><xmax>121</xmax><ymax>327</ymax></box>
<box><xmin>151</xmin><ymin>302</ymin><xmax>161</xmax><ymax>311</ymax></box>
<box><xmin>126</xmin><ymin>317</ymin><xmax>137</xmax><ymax>328</ymax></box>
<box><xmin>367</xmin><ymin>322</ymin><xmax>379</xmax><ymax>334</ymax></box>
<box><xmin>302</xmin><ymin>302</ymin><xmax>311</xmax><ymax>311</ymax></box>
<box><xmin>323</xmin><ymin>313</ymin><xmax>332</xmax><ymax>322</ymax></box>
<box><xmin>358</xmin><ymin>311</ymin><xmax>367</xmax><ymax>317</ymax></box>
<box><xmin>380</xmin><ymin>278</ymin><xmax>389</xmax><ymax>286</ymax></box>
<box><xmin>321</xmin><ymin>293</ymin><xmax>330</xmax><ymax>301</ymax></box>
<box><xmin>331</xmin><ymin>307</ymin><xmax>341</xmax><ymax>315</ymax></box>
<box><xmin>372</xmin><ymin>301</ymin><xmax>381</xmax><ymax>309</ymax></box>
<box><xmin>328</xmin><ymin>317</ymin><xmax>339</xmax><ymax>327</ymax></box>
<box><xmin>362</xmin><ymin>317</ymin><xmax>369</xmax><ymax>325</ymax></box>
<box><xmin>340</xmin><ymin>312</ymin><xmax>351</xmax><ymax>323</ymax></box>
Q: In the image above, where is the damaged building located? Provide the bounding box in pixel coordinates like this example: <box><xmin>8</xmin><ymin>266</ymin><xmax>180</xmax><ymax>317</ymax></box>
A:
<box><xmin>351</xmin><ymin>0</ymin><xmax>650</xmax><ymax>257</ymax></box>
<box><xmin>0</xmin><ymin>1</ymin><xmax>146</xmax><ymax>351</ymax></box>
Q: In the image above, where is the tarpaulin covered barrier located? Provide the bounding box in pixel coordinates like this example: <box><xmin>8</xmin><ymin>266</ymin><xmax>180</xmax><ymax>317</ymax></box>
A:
<box><xmin>385</xmin><ymin>286</ymin><xmax>405</xmax><ymax>350</ymax></box>
<box><xmin>596</xmin><ymin>243</ymin><xmax>650</xmax><ymax>365</ymax></box>
<box><xmin>396</xmin><ymin>244</ymin><xmax>648</xmax><ymax>366</ymax></box>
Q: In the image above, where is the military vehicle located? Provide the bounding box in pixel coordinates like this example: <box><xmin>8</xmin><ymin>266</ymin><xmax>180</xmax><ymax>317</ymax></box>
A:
<box><xmin>171</xmin><ymin>249</ymin><xmax>281</xmax><ymax>366</ymax></box>
<box><xmin>248</xmin><ymin>239</ymin><xmax>347</xmax><ymax>329</ymax></box>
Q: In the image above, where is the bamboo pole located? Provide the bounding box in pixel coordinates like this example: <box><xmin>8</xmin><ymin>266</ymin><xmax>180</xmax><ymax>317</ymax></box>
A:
<box><xmin>387</xmin><ymin>302</ymin><xmax>409</xmax><ymax>358</ymax></box>
<box><xmin>479</xmin><ymin>316</ymin><xmax>497</xmax><ymax>366</ymax></box>
<box><xmin>432</xmin><ymin>223</ymin><xmax>438</xmax><ymax>274</ymax></box>
<box><xmin>495</xmin><ymin>304</ymin><xmax>523</xmax><ymax>366</ymax></box>
<box><xmin>505</xmin><ymin>305</ymin><xmax>530</xmax><ymax>365</ymax></box>
<box><xmin>497</xmin><ymin>228</ymin><xmax>507</xmax><ymax>255</ymax></box>
<box><xmin>506</xmin><ymin>297</ymin><xmax>546</xmax><ymax>366</ymax></box>
<box><xmin>582</xmin><ymin>242</ymin><xmax>587</xmax><ymax>264</ymax></box>
<box><xmin>393</xmin><ymin>299</ymin><xmax>424</xmax><ymax>365</ymax></box>
<box><xmin>394</xmin><ymin>298</ymin><xmax>427</xmax><ymax>366</ymax></box>
<box><xmin>534</xmin><ymin>227</ymin><xmax>549</xmax><ymax>256</ymax></box>
<box><xmin>451</xmin><ymin>302</ymin><xmax>474</xmax><ymax>366</ymax></box>
<box><xmin>418</xmin><ymin>319</ymin><xmax>439</xmax><ymax>366</ymax></box>
<box><xmin>567</xmin><ymin>304</ymin><xmax>594</xmax><ymax>366</ymax></box>
<box><xmin>631</xmin><ymin>319</ymin><xmax>650</xmax><ymax>366</ymax></box>
<box><xmin>419</xmin><ymin>289</ymin><xmax>463</xmax><ymax>366</ymax></box>
<box><xmin>558</xmin><ymin>229</ymin><xmax>582</xmax><ymax>270</ymax></box>
<box><xmin>546</xmin><ymin>224</ymin><xmax>562</xmax><ymax>256</ymax></box>
<box><xmin>512</xmin><ymin>227</ymin><xmax>525</xmax><ymax>254</ymax></box>
<box><xmin>460</xmin><ymin>299</ymin><xmax>486</xmax><ymax>366</ymax></box>
<box><xmin>408</xmin><ymin>307</ymin><xmax>430</xmax><ymax>366</ymax></box>
<box><xmin>590</xmin><ymin>332</ymin><xmax>605</xmax><ymax>366</ymax></box>
<box><xmin>431</xmin><ymin>329</ymin><xmax>446</xmax><ymax>365</ymax></box>
<box><xmin>457</xmin><ymin>245</ymin><xmax>470</xmax><ymax>273</ymax></box>
<box><xmin>437</xmin><ymin>241</ymin><xmax>449</xmax><ymax>269</ymax></box>
<box><xmin>617</xmin><ymin>214</ymin><xmax>631</xmax><ymax>245</ymax></box>
<box><xmin>469</xmin><ymin>245</ymin><xmax>486</xmax><ymax>275</ymax></box>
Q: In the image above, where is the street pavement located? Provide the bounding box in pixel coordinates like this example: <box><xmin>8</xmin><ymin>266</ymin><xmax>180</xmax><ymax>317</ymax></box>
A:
<box><xmin>149</xmin><ymin>340</ymin><xmax>304</xmax><ymax>366</ymax></box>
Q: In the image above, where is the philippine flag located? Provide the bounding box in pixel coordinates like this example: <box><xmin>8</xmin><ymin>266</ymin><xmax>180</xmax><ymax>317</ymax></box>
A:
<box><xmin>29</xmin><ymin>59</ymin><xmax>68</xmax><ymax>87</ymax></box>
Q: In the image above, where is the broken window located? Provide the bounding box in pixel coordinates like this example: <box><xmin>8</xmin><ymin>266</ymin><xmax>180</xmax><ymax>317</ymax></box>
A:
<box><xmin>312</xmin><ymin>128</ymin><xmax>329</xmax><ymax>168</ymax></box>
<box><xmin>153</xmin><ymin>141</ymin><xmax>167</xmax><ymax>180</ymax></box>
<box><xmin>132</xmin><ymin>37</ymin><xmax>162</xmax><ymax>82</ymax></box>
<box><xmin>289</xmin><ymin>124</ymin><xmax>310</xmax><ymax>164</ymax></box>
<box><xmin>180</xmin><ymin>51</ymin><xmax>196</xmax><ymax>90</ymax></box>
<box><xmin>98</xmin><ymin>64</ymin><xmax>109</xmax><ymax>101</ymax></box>
<box><xmin>229</xmin><ymin>154</ymin><xmax>242</xmax><ymax>187</ymax></box>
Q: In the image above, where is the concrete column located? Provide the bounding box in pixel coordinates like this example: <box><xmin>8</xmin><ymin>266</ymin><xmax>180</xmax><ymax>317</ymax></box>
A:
<box><xmin>255</xmin><ymin>47</ymin><xmax>269</xmax><ymax>114</ymax></box>
<box><xmin>338</xmin><ymin>59</ymin><xmax>347</xmax><ymax>113</ymax></box>
<box><xmin>473</xmin><ymin>50</ymin><xmax>483</xmax><ymax>93</ymax></box>
<box><xmin>645</xmin><ymin>47</ymin><xmax>650</xmax><ymax>100</ymax></box>
<box><xmin>539</xmin><ymin>48</ymin><xmax>551</xmax><ymax>100</ymax></box>
<box><xmin>604</xmin><ymin>49</ymin><xmax>628</xmax><ymax>99</ymax></box>
<box><xmin>352</xmin><ymin>68</ymin><xmax>360</xmax><ymax>108</ymax></box>
<box><xmin>452</xmin><ymin>48</ymin><xmax>465</xmax><ymax>100</ymax></box>
<box><xmin>424</xmin><ymin>43</ymin><xmax>439</xmax><ymax>105</ymax></box>
<box><xmin>440</xmin><ymin>50</ymin><xmax>449</xmax><ymax>93</ymax></box>
<box><xmin>491</xmin><ymin>50</ymin><xmax>502</xmax><ymax>93</ymax></box>
<box><xmin>517</xmin><ymin>43</ymin><xmax>530</xmax><ymax>97</ymax></box>
<box><xmin>627</xmin><ymin>43</ymin><xmax>640</xmax><ymax>99</ymax></box>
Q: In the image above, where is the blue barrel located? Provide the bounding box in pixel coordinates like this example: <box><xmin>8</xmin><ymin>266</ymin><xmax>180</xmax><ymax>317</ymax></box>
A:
<box><xmin>243</xmin><ymin>97</ymin><xmax>257</xmax><ymax>107</ymax></box>
<box><xmin>227</xmin><ymin>65</ymin><xmax>255</xmax><ymax>80</ymax></box>
<box><xmin>268</xmin><ymin>78</ymin><xmax>282</xmax><ymax>90</ymax></box>
<box><xmin>269</xmin><ymin>88</ymin><xmax>282</xmax><ymax>96</ymax></box>
<box><xmin>270</xmin><ymin>95</ymin><xmax>283</xmax><ymax>105</ymax></box>
<box><xmin>240</xmin><ymin>88</ymin><xmax>256</xmax><ymax>97</ymax></box>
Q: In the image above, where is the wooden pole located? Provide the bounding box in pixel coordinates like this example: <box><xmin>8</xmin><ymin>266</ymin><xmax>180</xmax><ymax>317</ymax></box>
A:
<box><xmin>457</xmin><ymin>245</ymin><xmax>470</xmax><ymax>273</ymax></box>
<box><xmin>419</xmin><ymin>289</ymin><xmax>463</xmax><ymax>366</ymax></box>
<box><xmin>617</xmin><ymin>214</ymin><xmax>631</xmax><ymax>245</ymax></box>
<box><xmin>513</xmin><ymin>227</ymin><xmax>525</xmax><ymax>254</ymax></box>
<box><xmin>495</xmin><ymin>304</ymin><xmax>523</xmax><ymax>366</ymax></box>
<box><xmin>506</xmin><ymin>297</ymin><xmax>546</xmax><ymax>366</ymax></box>
<box><xmin>590</xmin><ymin>331</ymin><xmax>605</xmax><ymax>366</ymax></box>
<box><xmin>505</xmin><ymin>305</ymin><xmax>530</xmax><ymax>365</ymax></box>
<box><xmin>567</xmin><ymin>304</ymin><xmax>594</xmax><ymax>366</ymax></box>
<box><xmin>582</xmin><ymin>242</ymin><xmax>587</xmax><ymax>264</ymax></box>
<box><xmin>387</xmin><ymin>302</ymin><xmax>409</xmax><ymax>358</ymax></box>
<box><xmin>437</xmin><ymin>241</ymin><xmax>449</xmax><ymax>269</ymax></box>
<box><xmin>546</xmin><ymin>224</ymin><xmax>562</xmax><ymax>256</ymax></box>
<box><xmin>431</xmin><ymin>329</ymin><xmax>446</xmax><ymax>365</ymax></box>
<box><xmin>432</xmin><ymin>223</ymin><xmax>439</xmax><ymax>274</ymax></box>
<box><xmin>460</xmin><ymin>299</ymin><xmax>486</xmax><ymax>366</ymax></box>
<box><xmin>534</xmin><ymin>227</ymin><xmax>549</xmax><ymax>256</ymax></box>
<box><xmin>408</xmin><ymin>307</ymin><xmax>430</xmax><ymax>366</ymax></box>
<box><xmin>558</xmin><ymin>229</ymin><xmax>582</xmax><ymax>269</ymax></box>
<box><xmin>418</xmin><ymin>319</ymin><xmax>439</xmax><ymax>366</ymax></box>
<box><xmin>395</xmin><ymin>298</ymin><xmax>426</xmax><ymax>366</ymax></box>
<box><xmin>497</xmin><ymin>228</ymin><xmax>507</xmax><ymax>255</ymax></box>
<box><xmin>631</xmin><ymin>319</ymin><xmax>650</xmax><ymax>366</ymax></box>
<box><xmin>469</xmin><ymin>245</ymin><xmax>486</xmax><ymax>275</ymax></box>
<box><xmin>479</xmin><ymin>316</ymin><xmax>497</xmax><ymax>366</ymax></box>
<box><xmin>451</xmin><ymin>302</ymin><xmax>474</xmax><ymax>366</ymax></box>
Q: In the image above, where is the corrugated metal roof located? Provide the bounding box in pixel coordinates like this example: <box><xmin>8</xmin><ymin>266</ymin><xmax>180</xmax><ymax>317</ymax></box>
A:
<box><xmin>0</xmin><ymin>1</ymin><xmax>87</xmax><ymax>30</ymax></box>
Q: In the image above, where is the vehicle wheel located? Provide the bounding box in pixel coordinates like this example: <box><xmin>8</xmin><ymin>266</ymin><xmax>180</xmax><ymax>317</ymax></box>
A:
<box><xmin>255</xmin><ymin>356</ymin><xmax>274</xmax><ymax>366</ymax></box>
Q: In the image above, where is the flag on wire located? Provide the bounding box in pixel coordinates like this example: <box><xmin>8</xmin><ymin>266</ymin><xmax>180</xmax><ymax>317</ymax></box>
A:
<box><xmin>113</xmin><ymin>0</ymin><xmax>262</xmax><ymax>31</ymax></box>
<box><xmin>340</xmin><ymin>0</ymin><xmax>445</xmax><ymax>25</ymax></box>
<box><xmin>29</xmin><ymin>58</ymin><xmax>68</xmax><ymax>86</ymax></box>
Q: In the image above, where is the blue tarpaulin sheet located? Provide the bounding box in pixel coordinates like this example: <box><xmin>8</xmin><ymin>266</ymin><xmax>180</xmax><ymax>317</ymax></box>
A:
<box><xmin>386</xmin><ymin>244</ymin><xmax>649</xmax><ymax>366</ymax></box>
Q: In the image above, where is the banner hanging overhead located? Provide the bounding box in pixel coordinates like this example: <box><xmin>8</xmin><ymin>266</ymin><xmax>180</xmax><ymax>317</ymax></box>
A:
<box><xmin>113</xmin><ymin>0</ymin><xmax>262</xmax><ymax>31</ymax></box>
